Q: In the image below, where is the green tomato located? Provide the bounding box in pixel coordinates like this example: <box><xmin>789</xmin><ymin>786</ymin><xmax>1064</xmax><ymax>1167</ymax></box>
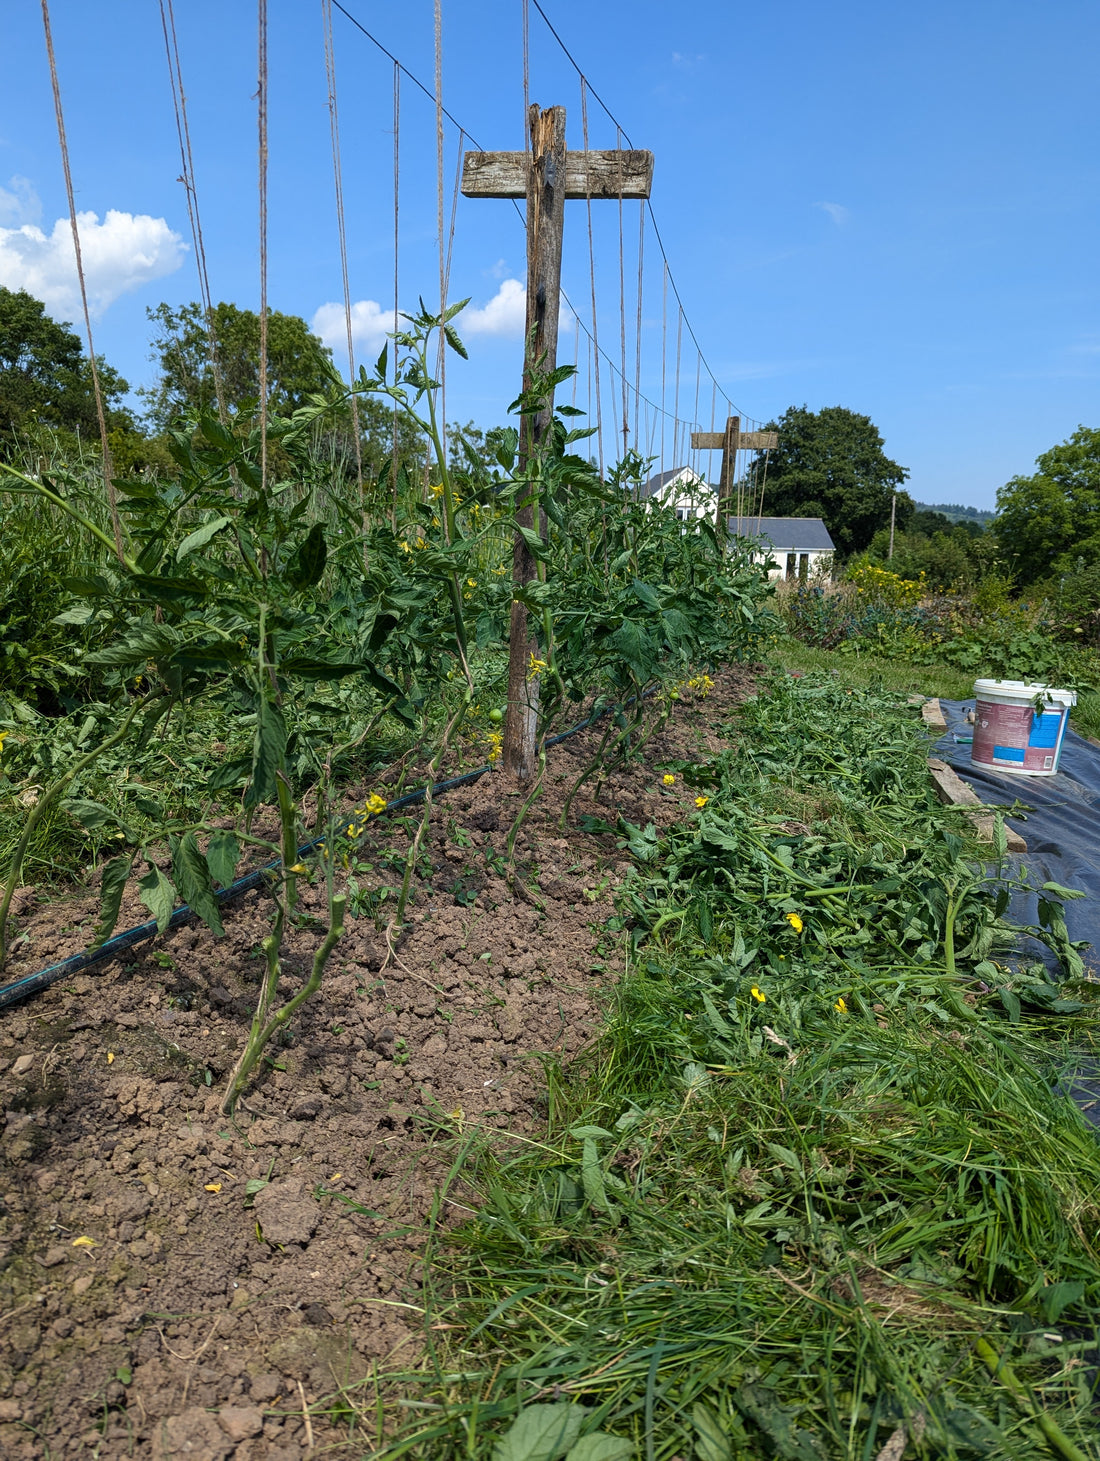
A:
<box><xmin>488</xmin><ymin>708</ymin><xmax>504</xmax><ymax>722</ymax></box>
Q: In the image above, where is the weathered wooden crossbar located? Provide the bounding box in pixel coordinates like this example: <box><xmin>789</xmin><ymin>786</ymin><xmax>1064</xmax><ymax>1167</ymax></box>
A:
<box><xmin>691</xmin><ymin>430</ymin><xmax>778</xmax><ymax>451</ymax></box>
<box><xmin>461</xmin><ymin>149</ymin><xmax>654</xmax><ymax>200</ymax></box>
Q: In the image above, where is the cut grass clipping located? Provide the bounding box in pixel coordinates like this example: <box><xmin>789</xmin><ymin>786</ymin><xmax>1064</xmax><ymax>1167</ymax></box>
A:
<box><xmin>362</xmin><ymin>676</ymin><xmax>1100</xmax><ymax>1460</ymax></box>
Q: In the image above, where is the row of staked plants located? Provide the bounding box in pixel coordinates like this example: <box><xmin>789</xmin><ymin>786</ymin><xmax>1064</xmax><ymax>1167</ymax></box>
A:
<box><xmin>372</xmin><ymin>675</ymin><xmax>1100</xmax><ymax>1461</ymax></box>
<box><xmin>0</xmin><ymin>301</ymin><xmax>775</xmax><ymax>1113</ymax></box>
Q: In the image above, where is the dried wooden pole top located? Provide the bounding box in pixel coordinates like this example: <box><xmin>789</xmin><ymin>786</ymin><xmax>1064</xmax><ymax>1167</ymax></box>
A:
<box><xmin>462</xmin><ymin>148</ymin><xmax>654</xmax><ymax>200</ymax></box>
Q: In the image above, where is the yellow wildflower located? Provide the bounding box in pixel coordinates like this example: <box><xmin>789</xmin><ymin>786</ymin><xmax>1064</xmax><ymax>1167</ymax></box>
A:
<box><xmin>786</xmin><ymin>912</ymin><xmax>804</xmax><ymax>933</ymax></box>
<box><xmin>694</xmin><ymin>795</ymin><xmax>708</xmax><ymax>808</ymax></box>
<box><xmin>750</xmin><ymin>986</ymin><xmax>766</xmax><ymax>1004</ymax></box>
<box><xmin>662</xmin><ymin>774</ymin><xmax>676</xmax><ymax>786</ymax></box>
<box><xmin>835</xmin><ymin>997</ymin><xmax>848</xmax><ymax>1013</ymax></box>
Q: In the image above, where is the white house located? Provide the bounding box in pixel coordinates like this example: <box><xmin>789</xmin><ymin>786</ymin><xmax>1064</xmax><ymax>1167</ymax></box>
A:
<box><xmin>640</xmin><ymin>465</ymin><xmax>716</xmax><ymax>522</ymax></box>
<box><xmin>640</xmin><ymin>467</ymin><xmax>835</xmax><ymax>578</ymax></box>
<box><xmin>733</xmin><ymin>516</ymin><xmax>835</xmax><ymax>580</ymax></box>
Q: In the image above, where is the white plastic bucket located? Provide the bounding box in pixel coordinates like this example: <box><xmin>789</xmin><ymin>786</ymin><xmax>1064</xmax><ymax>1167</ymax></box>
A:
<box><xmin>971</xmin><ymin>679</ymin><xmax>1076</xmax><ymax>777</ymax></box>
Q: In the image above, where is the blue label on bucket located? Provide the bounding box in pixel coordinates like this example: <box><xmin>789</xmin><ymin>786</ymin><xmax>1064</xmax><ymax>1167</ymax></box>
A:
<box><xmin>1029</xmin><ymin>710</ymin><xmax>1062</xmax><ymax>749</ymax></box>
<box><xmin>993</xmin><ymin>745</ymin><xmax>1026</xmax><ymax>763</ymax></box>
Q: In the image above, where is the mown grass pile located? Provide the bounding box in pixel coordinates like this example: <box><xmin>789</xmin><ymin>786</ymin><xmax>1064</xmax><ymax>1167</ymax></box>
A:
<box><xmin>368</xmin><ymin>676</ymin><xmax>1100</xmax><ymax>1461</ymax></box>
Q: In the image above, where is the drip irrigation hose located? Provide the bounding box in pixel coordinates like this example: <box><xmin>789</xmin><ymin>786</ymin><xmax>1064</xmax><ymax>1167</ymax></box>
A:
<box><xmin>0</xmin><ymin>697</ymin><xmax>640</xmax><ymax>1011</ymax></box>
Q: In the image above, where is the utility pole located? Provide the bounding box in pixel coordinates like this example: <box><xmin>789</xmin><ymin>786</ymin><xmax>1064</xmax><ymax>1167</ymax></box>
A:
<box><xmin>888</xmin><ymin>490</ymin><xmax>897</xmax><ymax>559</ymax></box>
<box><xmin>691</xmin><ymin>417</ymin><xmax>778</xmax><ymax>539</ymax></box>
<box><xmin>462</xmin><ymin>107</ymin><xmax>653</xmax><ymax>783</ymax></box>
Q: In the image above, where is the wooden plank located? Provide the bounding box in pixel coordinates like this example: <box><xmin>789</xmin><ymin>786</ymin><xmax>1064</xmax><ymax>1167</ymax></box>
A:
<box><xmin>928</xmin><ymin>757</ymin><xmax>1027</xmax><ymax>851</ymax></box>
<box><xmin>462</xmin><ymin>148</ymin><xmax>654</xmax><ymax>200</ymax></box>
<box><xmin>691</xmin><ymin>430</ymin><xmax>778</xmax><ymax>450</ymax></box>
<box><xmin>921</xmin><ymin>698</ymin><xmax>947</xmax><ymax>734</ymax></box>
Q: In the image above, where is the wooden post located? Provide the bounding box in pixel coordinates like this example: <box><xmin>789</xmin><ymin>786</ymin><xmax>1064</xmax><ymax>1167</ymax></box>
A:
<box><xmin>888</xmin><ymin>490</ymin><xmax>897</xmax><ymax>559</ymax></box>
<box><xmin>502</xmin><ymin>106</ymin><xmax>567</xmax><ymax>783</ymax></box>
<box><xmin>462</xmin><ymin>110</ymin><xmax>654</xmax><ymax>784</ymax></box>
<box><xmin>691</xmin><ymin>418</ymin><xmax>778</xmax><ymax>540</ymax></box>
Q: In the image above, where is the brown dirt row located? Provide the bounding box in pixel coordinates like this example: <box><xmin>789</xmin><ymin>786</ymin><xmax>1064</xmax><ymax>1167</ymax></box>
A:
<box><xmin>0</xmin><ymin>666</ymin><xmax>757</xmax><ymax>1459</ymax></box>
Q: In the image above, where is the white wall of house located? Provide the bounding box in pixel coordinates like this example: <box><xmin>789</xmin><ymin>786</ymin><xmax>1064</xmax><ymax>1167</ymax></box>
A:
<box><xmin>647</xmin><ymin>467</ymin><xmax>716</xmax><ymax>522</ymax></box>
<box><xmin>755</xmin><ymin>549</ymin><xmax>834</xmax><ymax>581</ymax></box>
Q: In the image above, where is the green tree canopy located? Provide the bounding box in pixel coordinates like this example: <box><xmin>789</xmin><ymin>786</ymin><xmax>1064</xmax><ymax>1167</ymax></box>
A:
<box><xmin>0</xmin><ymin>287</ymin><xmax>131</xmax><ymax>453</ymax></box>
<box><xmin>140</xmin><ymin>300</ymin><xmax>427</xmax><ymax>476</ymax></box>
<box><xmin>140</xmin><ymin>300</ymin><xmax>341</xmax><ymax>429</ymax></box>
<box><xmin>753</xmin><ymin>404</ymin><xmax>910</xmax><ymax>556</ymax></box>
<box><xmin>994</xmin><ymin>425</ymin><xmax>1100</xmax><ymax>585</ymax></box>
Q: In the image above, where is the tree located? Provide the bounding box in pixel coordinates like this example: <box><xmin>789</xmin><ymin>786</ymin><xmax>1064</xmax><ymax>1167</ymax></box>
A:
<box><xmin>751</xmin><ymin>404</ymin><xmax>909</xmax><ymax>557</ymax></box>
<box><xmin>140</xmin><ymin>301</ymin><xmax>342</xmax><ymax>429</ymax></box>
<box><xmin>994</xmin><ymin>426</ymin><xmax>1100</xmax><ymax>585</ymax></box>
<box><xmin>0</xmin><ymin>287</ymin><xmax>131</xmax><ymax>453</ymax></box>
<box><xmin>140</xmin><ymin>300</ymin><xmax>427</xmax><ymax>476</ymax></box>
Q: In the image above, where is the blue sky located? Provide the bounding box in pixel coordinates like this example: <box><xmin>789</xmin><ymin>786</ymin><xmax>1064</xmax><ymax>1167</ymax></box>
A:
<box><xmin>1</xmin><ymin>0</ymin><xmax>1097</xmax><ymax>509</ymax></box>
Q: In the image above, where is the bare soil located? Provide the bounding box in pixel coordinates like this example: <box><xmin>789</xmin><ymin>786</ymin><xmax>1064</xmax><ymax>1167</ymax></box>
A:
<box><xmin>0</xmin><ymin>667</ymin><xmax>756</xmax><ymax>1459</ymax></box>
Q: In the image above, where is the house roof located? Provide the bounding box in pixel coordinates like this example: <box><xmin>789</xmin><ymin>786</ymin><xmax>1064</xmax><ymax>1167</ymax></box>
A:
<box><xmin>730</xmin><ymin>516</ymin><xmax>835</xmax><ymax>553</ymax></box>
<box><xmin>641</xmin><ymin>466</ymin><xmax>713</xmax><ymax>499</ymax></box>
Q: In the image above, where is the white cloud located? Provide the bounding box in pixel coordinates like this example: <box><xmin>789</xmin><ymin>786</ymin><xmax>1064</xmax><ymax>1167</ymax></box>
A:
<box><xmin>0</xmin><ymin>207</ymin><xmax>185</xmax><ymax>317</ymax></box>
<box><xmin>0</xmin><ymin>175</ymin><xmax>41</xmax><ymax>228</ymax></box>
<box><xmin>461</xmin><ymin>278</ymin><xmax>573</xmax><ymax>338</ymax></box>
<box><xmin>311</xmin><ymin>298</ymin><xmax>395</xmax><ymax>357</ymax></box>
<box><xmin>463</xmin><ymin>277</ymin><xmax>526</xmax><ymax>336</ymax></box>
<box><xmin>814</xmin><ymin>201</ymin><xmax>849</xmax><ymax>226</ymax></box>
<box><xmin>313</xmin><ymin>283</ymin><xmax>573</xmax><ymax>355</ymax></box>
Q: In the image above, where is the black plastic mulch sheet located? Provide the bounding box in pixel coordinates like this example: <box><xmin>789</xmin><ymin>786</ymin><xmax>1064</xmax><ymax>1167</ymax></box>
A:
<box><xmin>935</xmin><ymin>698</ymin><xmax>1100</xmax><ymax>1124</ymax></box>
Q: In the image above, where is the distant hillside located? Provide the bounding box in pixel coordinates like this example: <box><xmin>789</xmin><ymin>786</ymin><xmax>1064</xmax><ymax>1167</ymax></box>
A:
<box><xmin>914</xmin><ymin>501</ymin><xmax>994</xmax><ymax>526</ymax></box>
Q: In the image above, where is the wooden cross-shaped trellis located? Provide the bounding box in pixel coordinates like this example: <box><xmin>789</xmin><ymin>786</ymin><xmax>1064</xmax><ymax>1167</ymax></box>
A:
<box><xmin>691</xmin><ymin>416</ymin><xmax>777</xmax><ymax>538</ymax></box>
<box><xmin>462</xmin><ymin>106</ymin><xmax>654</xmax><ymax>784</ymax></box>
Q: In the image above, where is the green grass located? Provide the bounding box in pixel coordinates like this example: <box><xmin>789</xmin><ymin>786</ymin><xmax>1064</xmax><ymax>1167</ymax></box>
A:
<box><xmin>772</xmin><ymin>635</ymin><xmax>1100</xmax><ymax>743</ymax></box>
<box><xmin>337</xmin><ymin>674</ymin><xmax>1100</xmax><ymax>1461</ymax></box>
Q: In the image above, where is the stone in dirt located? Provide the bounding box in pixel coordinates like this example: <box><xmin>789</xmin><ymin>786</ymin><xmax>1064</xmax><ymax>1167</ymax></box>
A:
<box><xmin>11</xmin><ymin>1054</ymin><xmax>34</xmax><ymax>1077</ymax></box>
<box><xmin>152</xmin><ymin>1406</ymin><xmax>233</xmax><ymax>1458</ymax></box>
<box><xmin>252</xmin><ymin>1178</ymin><xmax>320</xmax><ymax>1246</ymax></box>
<box><xmin>216</xmin><ymin>1404</ymin><xmax>264</xmax><ymax>1442</ymax></box>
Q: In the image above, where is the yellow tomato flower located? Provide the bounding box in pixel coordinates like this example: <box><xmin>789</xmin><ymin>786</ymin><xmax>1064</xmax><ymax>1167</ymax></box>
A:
<box><xmin>365</xmin><ymin>793</ymin><xmax>387</xmax><ymax>816</ymax></box>
<box><xmin>835</xmin><ymin>997</ymin><xmax>848</xmax><ymax>1013</ymax></box>
<box><xmin>786</xmin><ymin>912</ymin><xmax>804</xmax><ymax>933</ymax></box>
<box><xmin>750</xmin><ymin>986</ymin><xmax>766</xmax><ymax>1004</ymax></box>
<box><xmin>0</xmin><ymin>730</ymin><xmax>8</xmax><ymax>758</ymax></box>
<box><xmin>694</xmin><ymin>795</ymin><xmax>708</xmax><ymax>808</ymax></box>
<box><xmin>662</xmin><ymin>774</ymin><xmax>676</xmax><ymax>786</ymax></box>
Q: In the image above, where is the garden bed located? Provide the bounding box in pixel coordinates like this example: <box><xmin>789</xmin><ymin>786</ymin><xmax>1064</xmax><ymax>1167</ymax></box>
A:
<box><xmin>0</xmin><ymin>666</ymin><xmax>756</xmax><ymax>1459</ymax></box>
